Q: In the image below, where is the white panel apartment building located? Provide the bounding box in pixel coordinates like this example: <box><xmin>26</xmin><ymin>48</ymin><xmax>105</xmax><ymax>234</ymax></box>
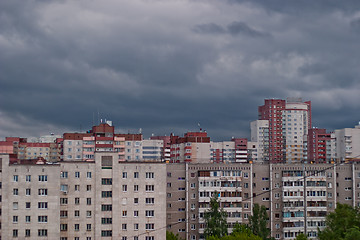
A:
<box><xmin>250</xmin><ymin>120</ymin><xmax>269</xmax><ymax>162</ymax></box>
<box><xmin>335</xmin><ymin>123</ymin><xmax>360</xmax><ymax>162</ymax></box>
<box><xmin>0</xmin><ymin>153</ymin><xmax>166</xmax><ymax>240</ymax></box>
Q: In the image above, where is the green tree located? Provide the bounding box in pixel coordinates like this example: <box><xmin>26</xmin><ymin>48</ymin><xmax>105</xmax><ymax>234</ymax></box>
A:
<box><xmin>318</xmin><ymin>203</ymin><xmax>360</xmax><ymax>240</ymax></box>
<box><xmin>204</xmin><ymin>192</ymin><xmax>228</xmax><ymax>239</ymax></box>
<box><xmin>166</xmin><ymin>231</ymin><xmax>183</xmax><ymax>240</ymax></box>
<box><xmin>295</xmin><ymin>233</ymin><xmax>308</xmax><ymax>240</ymax></box>
<box><xmin>249</xmin><ymin>204</ymin><xmax>271</xmax><ymax>240</ymax></box>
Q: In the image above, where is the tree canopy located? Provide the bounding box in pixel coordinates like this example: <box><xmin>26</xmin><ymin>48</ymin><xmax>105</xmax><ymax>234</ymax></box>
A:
<box><xmin>249</xmin><ymin>204</ymin><xmax>271</xmax><ymax>240</ymax></box>
<box><xmin>318</xmin><ymin>203</ymin><xmax>360</xmax><ymax>240</ymax></box>
<box><xmin>166</xmin><ymin>231</ymin><xmax>183</xmax><ymax>240</ymax></box>
<box><xmin>207</xmin><ymin>223</ymin><xmax>262</xmax><ymax>240</ymax></box>
<box><xmin>204</xmin><ymin>192</ymin><xmax>228</xmax><ymax>239</ymax></box>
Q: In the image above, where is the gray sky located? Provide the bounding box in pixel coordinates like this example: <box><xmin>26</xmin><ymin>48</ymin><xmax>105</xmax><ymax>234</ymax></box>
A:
<box><xmin>1</xmin><ymin>0</ymin><xmax>360</xmax><ymax>140</ymax></box>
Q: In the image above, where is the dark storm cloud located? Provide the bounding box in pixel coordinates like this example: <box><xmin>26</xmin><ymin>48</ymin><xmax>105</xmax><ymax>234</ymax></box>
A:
<box><xmin>1</xmin><ymin>0</ymin><xmax>360</xmax><ymax>140</ymax></box>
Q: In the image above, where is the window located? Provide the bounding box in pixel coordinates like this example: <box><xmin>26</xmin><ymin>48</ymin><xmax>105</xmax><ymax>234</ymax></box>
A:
<box><xmin>146</xmin><ymin>210</ymin><xmax>154</xmax><ymax>217</ymax></box>
<box><xmin>123</xmin><ymin>172</ymin><xmax>127</xmax><ymax>178</ymax></box>
<box><xmin>38</xmin><ymin>229</ymin><xmax>47</xmax><ymax>237</ymax></box>
<box><xmin>38</xmin><ymin>202</ymin><xmax>47</xmax><ymax>209</ymax></box>
<box><xmin>13</xmin><ymin>188</ymin><xmax>18</xmax><ymax>196</ymax></box>
<box><xmin>75</xmin><ymin>210</ymin><xmax>80</xmax><ymax>217</ymax></box>
<box><xmin>38</xmin><ymin>188</ymin><xmax>48</xmax><ymax>196</ymax></box>
<box><xmin>122</xmin><ymin>224</ymin><xmax>127</xmax><ymax>230</ymax></box>
<box><xmin>87</xmin><ymin>172</ymin><xmax>92</xmax><ymax>179</ymax></box>
<box><xmin>146</xmin><ymin>223</ymin><xmax>155</xmax><ymax>230</ymax></box>
<box><xmin>26</xmin><ymin>202</ymin><xmax>31</xmax><ymax>209</ymax></box>
<box><xmin>60</xmin><ymin>184</ymin><xmax>68</xmax><ymax>192</ymax></box>
<box><xmin>25</xmin><ymin>229</ymin><xmax>31</xmax><ymax>237</ymax></box>
<box><xmin>60</xmin><ymin>211</ymin><xmax>68</xmax><ymax>218</ymax></box>
<box><xmin>26</xmin><ymin>188</ymin><xmax>31</xmax><ymax>196</ymax></box>
<box><xmin>26</xmin><ymin>216</ymin><xmax>31</xmax><ymax>223</ymax></box>
<box><xmin>134</xmin><ymin>172</ymin><xmax>139</xmax><ymax>178</ymax></box>
<box><xmin>87</xmin><ymin>198</ymin><xmax>92</xmax><ymax>205</ymax></box>
<box><xmin>102</xmin><ymin>218</ymin><xmax>112</xmax><ymax>224</ymax></box>
<box><xmin>75</xmin><ymin>224</ymin><xmax>79</xmax><ymax>231</ymax></box>
<box><xmin>87</xmin><ymin>224</ymin><xmax>91</xmax><ymax>231</ymax></box>
<box><xmin>26</xmin><ymin>175</ymin><xmax>31</xmax><ymax>182</ymax></box>
<box><xmin>145</xmin><ymin>237</ymin><xmax>154</xmax><ymax>240</ymax></box>
<box><xmin>146</xmin><ymin>172</ymin><xmax>154</xmax><ymax>179</ymax></box>
<box><xmin>134</xmin><ymin>211</ymin><xmax>139</xmax><ymax>217</ymax></box>
<box><xmin>134</xmin><ymin>198</ymin><xmax>139</xmax><ymax>204</ymax></box>
<box><xmin>13</xmin><ymin>175</ymin><xmax>18</xmax><ymax>182</ymax></box>
<box><xmin>102</xmin><ymin>178</ymin><xmax>112</xmax><ymax>185</ymax></box>
<box><xmin>60</xmin><ymin>172</ymin><xmax>68</xmax><ymax>178</ymax></box>
<box><xmin>13</xmin><ymin>215</ymin><xmax>18</xmax><ymax>223</ymax></box>
<box><xmin>13</xmin><ymin>229</ymin><xmax>18</xmax><ymax>237</ymax></box>
<box><xmin>87</xmin><ymin>211</ymin><xmax>92</xmax><ymax>217</ymax></box>
<box><xmin>60</xmin><ymin>224</ymin><xmax>68</xmax><ymax>231</ymax></box>
<box><xmin>122</xmin><ymin>185</ymin><xmax>127</xmax><ymax>192</ymax></box>
<box><xmin>75</xmin><ymin>185</ymin><xmax>80</xmax><ymax>191</ymax></box>
<box><xmin>60</xmin><ymin>198</ymin><xmax>68</xmax><ymax>205</ymax></box>
<box><xmin>146</xmin><ymin>185</ymin><xmax>154</xmax><ymax>192</ymax></box>
<box><xmin>134</xmin><ymin>223</ymin><xmax>139</xmax><ymax>230</ymax></box>
<box><xmin>87</xmin><ymin>185</ymin><xmax>92</xmax><ymax>191</ymax></box>
<box><xmin>75</xmin><ymin>172</ymin><xmax>80</xmax><ymax>178</ymax></box>
<box><xmin>134</xmin><ymin>185</ymin><xmax>139</xmax><ymax>192</ymax></box>
<box><xmin>101</xmin><ymin>204</ymin><xmax>112</xmax><ymax>211</ymax></box>
<box><xmin>146</xmin><ymin>198</ymin><xmax>155</xmax><ymax>204</ymax></box>
<box><xmin>38</xmin><ymin>216</ymin><xmax>48</xmax><ymax>223</ymax></box>
<box><xmin>75</xmin><ymin>198</ymin><xmax>80</xmax><ymax>204</ymax></box>
<box><xmin>122</xmin><ymin>210</ymin><xmax>127</xmax><ymax>217</ymax></box>
<box><xmin>102</xmin><ymin>191</ymin><xmax>112</xmax><ymax>198</ymax></box>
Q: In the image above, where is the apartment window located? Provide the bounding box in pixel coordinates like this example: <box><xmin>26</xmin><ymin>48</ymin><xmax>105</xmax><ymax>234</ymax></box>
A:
<box><xmin>87</xmin><ymin>224</ymin><xmax>92</xmax><ymax>231</ymax></box>
<box><xmin>190</xmin><ymin>183</ymin><xmax>196</xmax><ymax>188</ymax></box>
<box><xmin>60</xmin><ymin>172</ymin><xmax>68</xmax><ymax>178</ymax></box>
<box><xmin>145</xmin><ymin>237</ymin><xmax>154</xmax><ymax>240</ymax></box>
<box><xmin>102</xmin><ymin>218</ymin><xmax>112</xmax><ymax>224</ymax></box>
<box><xmin>122</xmin><ymin>210</ymin><xmax>128</xmax><ymax>217</ymax></box>
<box><xmin>38</xmin><ymin>229</ymin><xmax>47</xmax><ymax>236</ymax></box>
<box><xmin>146</xmin><ymin>210</ymin><xmax>154</xmax><ymax>217</ymax></box>
<box><xmin>26</xmin><ymin>175</ymin><xmax>31</xmax><ymax>182</ymax></box>
<box><xmin>87</xmin><ymin>172</ymin><xmax>92</xmax><ymax>179</ymax></box>
<box><xmin>146</xmin><ymin>185</ymin><xmax>154</xmax><ymax>192</ymax></box>
<box><xmin>13</xmin><ymin>175</ymin><xmax>18</xmax><ymax>182</ymax></box>
<box><xmin>122</xmin><ymin>185</ymin><xmax>128</xmax><ymax>192</ymax></box>
<box><xmin>74</xmin><ymin>185</ymin><xmax>80</xmax><ymax>191</ymax></box>
<box><xmin>13</xmin><ymin>188</ymin><xmax>19</xmax><ymax>196</ymax></box>
<box><xmin>13</xmin><ymin>215</ymin><xmax>18</xmax><ymax>223</ymax></box>
<box><xmin>146</xmin><ymin>198</ymin><xmax>155</xmax><ymax>204</ymax></box>
<box><xmin>86</xmin><ymin>211</ymin><xmax>92</xmax><ymax>217</ymax></box>
<box><xmin>87</xmin><ymin>198</ymin><xmax>92</xmax><ymax>205</ymax></box>
<box><xmin>123</xmin><ymin>172</ymin><xmax>127</xmax><ymax>178</ymax></box>
<box><xmin>13</xmin><ymin>229</ymin><xmax>18</xmax><ymax>237</ymax></box>
<box><xmin>60</xmin><ymin>211</ymin><xmax>68</xmax><ymax>218</ymax></box>
<box><xmin>101</xmin><ymin>204</ymin><xmax>112</xmax><ymax>211</ymax></box>
<box><xmin>60</xmin><ymin>198</ymin><xmax>68</xmax><ymax>205</ymax></box>
<box><xmin>26</xmin><ymin>216</ymin><xmax>31</xmax><ymax>223</ymax></box>
<box><xmin>145</xmin><ymin>223</ymin><xmax>154</xmax><ymax>230</ymax></box>
<box><xmin>134</xmin><ymin>172</ymin><xmax>139</xmax><ymax>178</ymax></box>
<box><xmin>102</xmin><ymin>191</ymin><xmax>112</xmax><ymax>198</ymax></box>
<box><xmin>38</xmin><ymin>188</ymin><xmax>48</xmax><ymax>196</ymax></box>
<box><xmin>60</xmin><ymin>184</ymin><xmax>68</xmax><ymax>192</ymax></box>
<box><xmin>134</xmin><ymin>198</ymin><xmax>139</xmax><ymax>204</ymax></box>
<box><xmin>75</xmin><ymin>172</ymin><xmax>80</xmax><ymax>178</ymax></box>
<box><xmin>26</xmin><ymin>188</ymin><xmax>31</xmax><ymax>196</ymax></box>
<box><xmin>75</xmin><ymin>224</ymin><xmax>80</xmax><ymax>231</ymax></box>
<box><xmin>75</xmin><ymin>210</ymin><xmax>80</xmax><ymax>217</ymax></box>
<box><xmin>38</xmin><ymin>216</ymin><xmax>48</xmax><ymax>223</ymax></box>
<box><xmin>102</xmin><ymin>178</ymin><xmax>112</xmax><ymax>185</ymax></box>
<box><xmin>38</xmin><ymin>202</ymin><xmax>47</xmax><ymax>209</ymax></box>
<box><xmin>244</xmin><ymin>213</ymin><xmax>249</xmax><ymax>219</ymax></box>
<box><xmin>122</xmin><ymin>224</ymin><xmax>127</xmax><ymax>230</ymax></box>
<box><xmin>25</xmin><ymin>229</ymin><xmax>31</xmax><ymax>237</ymax></box>
<box><xmin>75</xmin><ymin>198</ymin><xmax>80</xmax><ymax>204</ymax></box>
<box><xmin>60</xmin><ymin>224</ymin><xmax>68</xmax><ymax>231</ymax></box>
<box><xmin>134</xmin><ymin>185</ymin><xmax>139</xmax><ymax>192</ymax></box>
<box><xmin>122</xmin><ymin>237</ymin><xmax>127</xmax><ymax>240</ymax></box>
<box><xmin>26</xmin><ymin>202</ymin><xmax>31</xmax><ymax>209</ymax></box>
<box><xmin>87</xmin><ymin>185</ymin><xmax>92</xmax><ymax>191</ymax></box>
<box><xmin>146</xmin><ymin>172</ymin><xmax>154</xmax><ymax>179</ymax></box>
<box><xmin>134</xmin><ymin>210</ymin><xmax>139</xmax><ymax>217</ymax></box>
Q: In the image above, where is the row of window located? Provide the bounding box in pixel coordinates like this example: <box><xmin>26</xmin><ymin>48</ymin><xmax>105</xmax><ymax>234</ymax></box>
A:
<box><xmin>13</xmin><ymin>202</ymin><xmax>47</xmax><ymax>209</ymax></box>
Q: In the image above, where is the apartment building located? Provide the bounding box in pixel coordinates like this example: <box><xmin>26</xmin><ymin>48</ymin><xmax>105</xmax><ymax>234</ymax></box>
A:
<box><xmin>335</xmin><ymin>122</ymin><xmax>360</xmax><ymax>162</ymax></box>
<box><xmin>0</xmin><ymin>153</ymin><xmax>166</xmax><ymax>240</ymax></box>
<box><xmin>166</xmin><ymin>162</ymin><xmax>360</xmax><ymax>240</ymax></box>
<box><xmin>250</xmin><ymin>120</ymin><xmax>270</xmax><ymax>163</ymax></box>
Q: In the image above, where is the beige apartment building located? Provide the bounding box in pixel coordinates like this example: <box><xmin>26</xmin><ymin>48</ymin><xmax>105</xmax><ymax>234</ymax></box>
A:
<box><xmin>166</xmin><ymin>162</ymin><xmax>360</xmax><ymax>240</ymax></box>
<box><xmin>0</xmin><ymin>153</ymin><xmax>166</xmax><ymax>240</ymax></box>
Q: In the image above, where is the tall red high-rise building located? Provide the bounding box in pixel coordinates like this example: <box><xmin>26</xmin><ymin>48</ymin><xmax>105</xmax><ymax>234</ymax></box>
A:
<box><xmin>308</xmin><ymin>128</ymin><xmax>331</xmax><ymax>163</ymax></box>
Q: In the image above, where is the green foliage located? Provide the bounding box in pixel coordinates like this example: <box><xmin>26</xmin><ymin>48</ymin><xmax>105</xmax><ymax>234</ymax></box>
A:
<box><xmin>295</xmin><ymin>233</ymin><xmax>308</xmax><ymax>240</ymax></box>
<box><xmin>249</xmin><ymin>204</ymin><xmax>271</xmax><ymax>240</ymax></box>
<box><xmin>204</xmin><ymin>192</ymin><xmax>228</xmax><ymax>239</ymax></box>
<box><xmin>318</xmin><ymin>203</ymin><xmax>360</xmax><ymax>240</ymax></box>
<box><xmin>206</xmin><ymin>223</ymin><xmax>262</xmax><ymax>240</ymax></box>
<box><xmin>166</xmin><ymin>231</ymin><xmax>183</xmax><ymax>240</ymax></box>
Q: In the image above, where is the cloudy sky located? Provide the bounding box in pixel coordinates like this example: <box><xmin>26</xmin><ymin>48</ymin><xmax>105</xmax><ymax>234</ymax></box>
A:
<box><xmin>1</xmin><ymin>0</ymin><xmax>360</xmax><ymax>140</ymax></box>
